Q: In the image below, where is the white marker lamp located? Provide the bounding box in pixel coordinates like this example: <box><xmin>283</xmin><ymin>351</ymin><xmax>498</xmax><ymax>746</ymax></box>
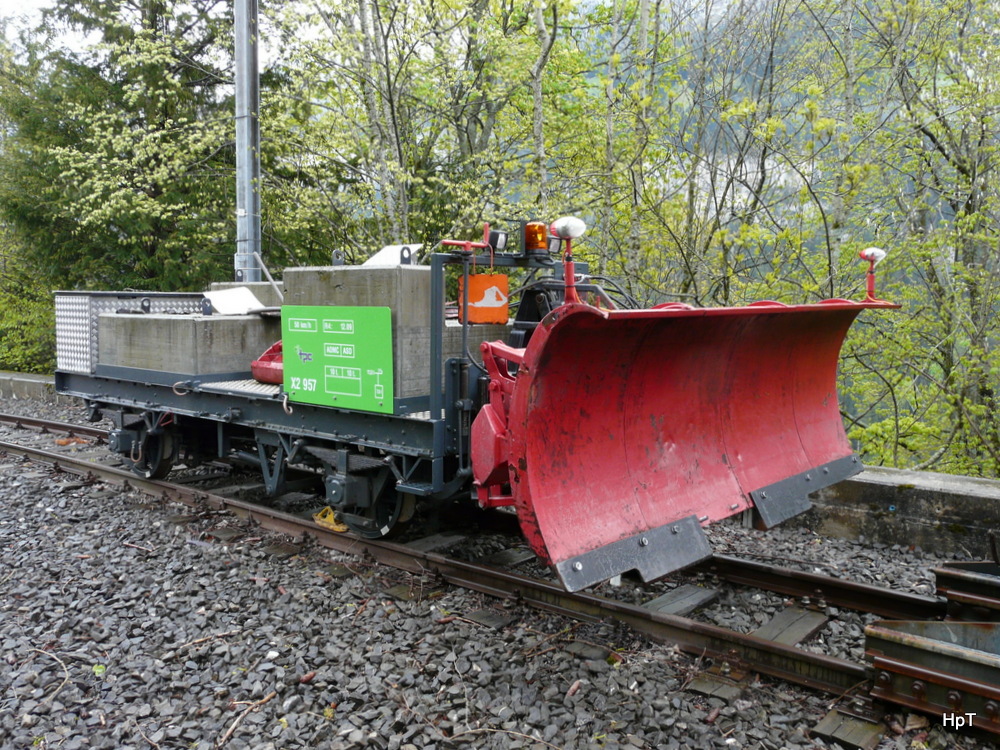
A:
<box><xmin>859</xmin><ymin>247</ymin><xmax>887</xmax><ymax>300</ymax></box>
<box><xmin>550</xmin><ymin>217</ymin><xmax>587</xmax><ymax>304</ymax></box>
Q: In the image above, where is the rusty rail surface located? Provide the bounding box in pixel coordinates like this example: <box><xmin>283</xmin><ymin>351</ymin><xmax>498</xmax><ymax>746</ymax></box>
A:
<box><xmin>697</xmin><ymin>555</ymin><xmax>947</xmax><ymax>621</ymax></box>
<box><xmin>0</xmin><ymin>412</ymin><xmax>107</xmax><ymax>439</ymax></box>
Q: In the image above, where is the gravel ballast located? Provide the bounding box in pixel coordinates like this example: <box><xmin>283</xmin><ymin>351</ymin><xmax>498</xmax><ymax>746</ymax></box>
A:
<box><xmin>0</xmin><ymin>395</ymin><xmax>995</xmax><ymax>749</ymax></box>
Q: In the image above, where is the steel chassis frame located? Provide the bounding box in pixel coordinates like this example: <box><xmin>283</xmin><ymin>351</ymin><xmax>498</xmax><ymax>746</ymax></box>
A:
<box><xmin>54</xmin><ymin>248</ymin><xmax>572</xmax><ymax>502</ymax></box>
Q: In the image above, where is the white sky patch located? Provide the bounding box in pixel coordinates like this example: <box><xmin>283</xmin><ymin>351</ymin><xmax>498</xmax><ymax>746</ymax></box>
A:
<box><xmin>0</xmin><ymin>0</ymin><xmax>49</xmax><ymax>33</ymax></box>
<box><xmin>0</xmin><ymin>0</ymin><xmax>99</xmax><ymax>54</ymax></box>
<box><xmin>1</xmin><ymin>0</ymin><xmax>285</xmax><ymax>72</ymax></box>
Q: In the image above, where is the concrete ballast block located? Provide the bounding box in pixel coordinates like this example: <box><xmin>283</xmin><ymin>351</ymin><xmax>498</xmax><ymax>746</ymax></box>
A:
<box><xmin>98</xmin><ymin>313</ymin><xmax>281</xmax><ymax>376</ymax></box>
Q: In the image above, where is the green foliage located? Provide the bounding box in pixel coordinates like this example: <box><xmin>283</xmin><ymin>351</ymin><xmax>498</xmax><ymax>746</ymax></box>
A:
<box><xmin>0</xmin><ymin>0</ymin><xmax>235</xmax><ymax>292</ymax></box>
<box><xmin>0</xmin><ymin>228</ymin><xmax>56</xmax><ymax>373</ymax></box>
<box><xmin>2</xmin><ymin>0</ymin><xmax>1000</xmax><ymax>482</ymax></box>
<box><xmin>0</xmin><ymin>290</ymin><xmax>55</xmax><ymax>374</ymax></box>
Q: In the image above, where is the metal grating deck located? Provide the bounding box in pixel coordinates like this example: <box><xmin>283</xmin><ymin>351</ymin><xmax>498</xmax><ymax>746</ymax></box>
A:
<box><xmin>198</xmin><ymin>379</ymin><xmax>282</xmax><ymax>397</ymax></box>
<box><xmin>403</xmin><ymin>410</ymin><xmax>445</xmax><ymax>421</ymax></box>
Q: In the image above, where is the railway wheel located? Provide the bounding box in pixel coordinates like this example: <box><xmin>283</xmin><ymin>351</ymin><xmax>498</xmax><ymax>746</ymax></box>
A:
<box><xmin>342</xmin><ymin>489</ymin><xmax>416</xmax><ymax>539</ymax></box>
<box><xmin>125</xmin><ymin>430</ymin><xmax>177</xmax><ymax>480</ymax></box>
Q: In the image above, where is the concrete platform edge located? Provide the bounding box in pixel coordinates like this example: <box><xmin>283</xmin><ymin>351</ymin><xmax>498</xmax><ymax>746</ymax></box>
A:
<box><xmin>0</xmin><ymin>372</ymin><xmax>73</xmax><ymax>404</ymax></box>
<box><xmin>797</xmin><ymin>466</ymin><xmax>1000</xmax><ymax>558</ymax></box>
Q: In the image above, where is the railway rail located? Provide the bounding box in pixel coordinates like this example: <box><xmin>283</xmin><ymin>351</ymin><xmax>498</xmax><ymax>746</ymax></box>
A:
<box><xmin>2</xmin><ymin>411</ymin><xmax>999</xmax><ymax>747</ymax></box>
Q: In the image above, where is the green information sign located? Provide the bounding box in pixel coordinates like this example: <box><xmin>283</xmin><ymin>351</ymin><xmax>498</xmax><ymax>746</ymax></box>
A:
<box><xmin>282</xmin><ymin>305</ymin><xmax>394</xmax><ymax>414</ymax></box>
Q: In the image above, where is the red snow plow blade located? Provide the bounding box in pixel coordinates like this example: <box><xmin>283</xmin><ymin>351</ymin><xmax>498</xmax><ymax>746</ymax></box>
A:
<box><xmin>473</xmin><ymin>298</ymin><xmax>895</xmax><ymax>591</ymax></box>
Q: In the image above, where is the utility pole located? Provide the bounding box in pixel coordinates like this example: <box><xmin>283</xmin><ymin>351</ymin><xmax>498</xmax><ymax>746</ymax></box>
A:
<box><xmin>234</xmin><ymin>0</ymin><xmax>262</xmax><ymax>282</ymax></box>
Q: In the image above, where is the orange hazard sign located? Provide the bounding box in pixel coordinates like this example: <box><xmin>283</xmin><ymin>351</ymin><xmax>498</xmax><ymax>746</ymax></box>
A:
<box><xmin>459</xmin><ymin>274</ymin><xmax>510</xmax><ymax>324</ymax></box>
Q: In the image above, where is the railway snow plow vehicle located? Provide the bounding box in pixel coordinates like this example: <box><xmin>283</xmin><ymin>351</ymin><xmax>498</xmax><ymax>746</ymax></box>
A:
<box><xmin>54</xmin><ymin>220</ymin><xmax>895</xmax><ymax>591</ymax></box>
